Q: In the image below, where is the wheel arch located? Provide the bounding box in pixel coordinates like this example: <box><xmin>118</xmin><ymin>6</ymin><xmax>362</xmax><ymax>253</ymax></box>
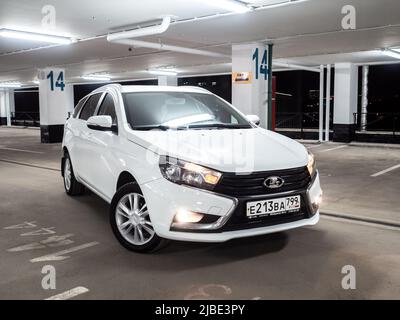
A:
<box><xmin>61</xmin><ymin>146</ymin><xmax>69</xmax><ymax>176</ymax></box>
<box><xmin>116</xmin><ymin>171</ymin><xmax>138</xmax><ymax>191</ymax></box>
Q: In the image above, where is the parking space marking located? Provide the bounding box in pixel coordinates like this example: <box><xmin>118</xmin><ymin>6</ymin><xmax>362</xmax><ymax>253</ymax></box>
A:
<box><xmin>0</xmin><ymin>159</ymin><xmax>60</xmax><ymax>172</ymax></box>
<box><xmin>8</xmin><ymin>234</ymin><xmax>75</xmax><ymax>252</ymax></box>
<box><xmin>371</xmin><ymin>164</ymin><xmax>400</xmax><ymax>177</ymax></box>
<box><xmin>0</xmin><ymin>147</ymin><xmax>44</xmax><ymax>154</ymax></box>
<box><xmin>4</xmin><ymin>221</ymin><xmax>37</xmax><ymax>230</ymax></box>
<box><xmin>30</xmin><ymin>242</ymin><xmax>99</xmax><ymax>263</ymax></box>
<box><xmin>45</xmin><ymin>287</ymin><xmax>89</xmax><ymax>300</ymax></box>
<box><xmin>321</xmin><ymin>215</ymin><xmax>400</xmax><ymax>232</ymax></box>
<box><xmin>316</xmin><ymin>145</ymin><xmax>348</xmax><ymax>153</ymax></box>
<box><xmin>21</xmin><ymin>227</ymin><xmax>56</xmax><ymax>236</ymax></box>
<box><xmin>305</xmin><ymin>144</ymin><xmax>322</xmax><ymax>149</ymax></box>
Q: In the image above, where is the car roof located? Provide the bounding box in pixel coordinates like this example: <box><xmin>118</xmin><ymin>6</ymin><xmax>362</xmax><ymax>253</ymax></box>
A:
<box><xmin>91</xmin><ymin>84</ymin><xmax>212</xmax><ymax>95</ymax></box>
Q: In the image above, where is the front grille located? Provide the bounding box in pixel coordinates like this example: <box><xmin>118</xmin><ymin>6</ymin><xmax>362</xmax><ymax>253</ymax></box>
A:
<box><xmin>214</xmin><ymin>166</ymin><xmax>311</xmax><ymax>197</ymax></box>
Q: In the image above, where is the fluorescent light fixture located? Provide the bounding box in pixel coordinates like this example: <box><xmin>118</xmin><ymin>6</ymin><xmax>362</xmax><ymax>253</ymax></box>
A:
<box><xmin>148</xmin><ymin>69</ymin><xmax>178</xmax><ymax>76</ymax></box>
<box><xmin>381</xmin><ymin>48</ymin><xmax>400</xmax><ymax>59</ymax></box>
<box><xmin>0</xmin><ymin>28</ymin><xmax>73</xmax><ymax>45</ymax></box>
<box><xmin>0</xmin><ymin>82</ymin><xmax>22</xmax><ymax>88</ymax></box>
<box><xmin>203</xmin><ymin>0</ymin><xmax>251</xmax><ymax>13</ymax></box>
<box><xmin>82</xmin><ymin>74</ymin><xmax>111</xmax><ymax>81</ymax></box>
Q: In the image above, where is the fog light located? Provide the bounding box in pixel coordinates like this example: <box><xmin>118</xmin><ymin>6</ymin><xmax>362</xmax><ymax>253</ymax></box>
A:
<box><xmin>312</xmin><ymin>193</ymin><xmax>323</xmax><ymax>211</ymax></box>
<box><xmin>174</xmin><ymin>209</ymin><xmax>204</xmax><ymax>223</ymax></box>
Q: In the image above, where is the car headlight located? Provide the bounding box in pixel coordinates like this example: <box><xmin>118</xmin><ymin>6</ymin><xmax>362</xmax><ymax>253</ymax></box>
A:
<box><xmin>307</xmin><ymin>151</ymin><xmax>316</xmax><ymax>177</ymax></box>
<box><xmin>159</xmin><ymin>156</ymin><xmax>222</xmax><ymax>190</ymax></box>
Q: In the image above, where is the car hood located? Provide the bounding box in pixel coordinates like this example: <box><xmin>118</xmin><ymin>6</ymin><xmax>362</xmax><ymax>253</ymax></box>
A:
<box><xmin>127</xmin><ymin>127</ymin><xmax>308</xmax><ymax>173</ymax></box>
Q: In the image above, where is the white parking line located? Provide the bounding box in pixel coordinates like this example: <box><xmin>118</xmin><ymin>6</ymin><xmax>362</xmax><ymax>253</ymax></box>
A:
<box><xmin>371</xmin><ymin>164</ymin><xmax>400</xmax><ymax>177</ymax></box>
<box><xmin>30</xmin><ymin>242</ymin><xmax>99</xmax><ymax>263</ymax></box>
<box><xmin>0</xmin><ymin>147</ymin><xmax>43</xmax><ymax>154</ymax></box>
<box><xmin>45</xmin><ymin>287</ymin><xmax>89</xmax><ymax>300</ymax></box>
<box><xmin>306</xmin><ymin>144</ymin><xmax>322</xmax><ymax>149</ymax></box>
<box><xmin>317</xmin><ymin>145</ymin><xmax>348</xmax><ymax>153</ymax></box>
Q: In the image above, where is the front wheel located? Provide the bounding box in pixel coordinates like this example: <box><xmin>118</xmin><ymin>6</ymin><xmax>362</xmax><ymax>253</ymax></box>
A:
<box><xmin>109</xmin><ymin>183</ymin><xmax>166</xmax><ymax>253</ymax></box>
<box><xmin>63</xmin><ymin>153</ymin><xmax>85</xmax><ymax>196</ymax></box>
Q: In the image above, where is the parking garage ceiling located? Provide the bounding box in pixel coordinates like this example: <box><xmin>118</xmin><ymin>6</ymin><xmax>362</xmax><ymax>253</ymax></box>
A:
<box><xmin>0</xmin><ymin>0</ymin><xmax>400</xmax><ymax>83</ymax></box>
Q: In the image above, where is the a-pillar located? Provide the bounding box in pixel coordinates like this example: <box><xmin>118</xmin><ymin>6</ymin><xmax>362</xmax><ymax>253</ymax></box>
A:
<box><xmin>38</xmin><ymin>68</ymin><xmax>74</xmax><ymax>143</ymax></box>
<box><xmin>232</xmin><ymin>43</ymin><xmax>269</xmax><ymax>128</ymax></box>
<box><xmin>0</xmin><ymin>89</ymin><xmax>14</xmax><ymax>126</ymax></box>
<box><xmin>158</xmin><ymin>75</ymin><xmax>178</xmax><ymax>86</ymax></box>
<box><xmin>333</xmin><ymin>63</ymin><xmax>358</xmax><ymax>142</ymax></box>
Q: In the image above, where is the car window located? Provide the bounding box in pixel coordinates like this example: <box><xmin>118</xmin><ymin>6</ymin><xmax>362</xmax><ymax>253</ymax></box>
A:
<box><xmin>72</xmin><ymin>97</ymin><xmax>88</xmax><ymax>118</ymax></box>
<box><xmin>122</xmin><ymin>92</ymin><xmax>250</xmax><ymax>129</ymax></box>
<box><xmin>97</xmin><ymin>93</ymin><xmax>117</xmax><ymax>125</ymax></box>
<box><xmin>79</xmin><ymin>93</ymin><xmax>102</xmax><ymax>121</ymax></box>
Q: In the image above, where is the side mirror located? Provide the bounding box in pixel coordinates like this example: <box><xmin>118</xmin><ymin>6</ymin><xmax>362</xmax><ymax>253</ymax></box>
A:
<box><xmin>87</xmin><ymin>115</ymin><xmax>116</xmax><ymax>132</ymax></box>
<box><xmin>246</xmin><ymin>114</ymin><xmax>260</xmax><ymax>126</ymax></box>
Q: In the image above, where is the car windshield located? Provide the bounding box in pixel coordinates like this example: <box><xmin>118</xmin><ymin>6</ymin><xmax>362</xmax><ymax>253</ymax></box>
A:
<box><xmin>122</xmin><ymin>92</ymin><xmax>252</xmax><ymax>130</ymax></box>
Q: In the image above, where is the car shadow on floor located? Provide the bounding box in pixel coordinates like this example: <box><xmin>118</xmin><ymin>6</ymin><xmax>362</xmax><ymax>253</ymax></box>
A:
<box><xmin>162</xmin><ymin>231</ymin><xmax>289</xmax><ymax>257</ymax></box>
<box><xmin>71</xmin><ymin>190</ymin><xmax>291</xmax><ymax>265</ymax></box>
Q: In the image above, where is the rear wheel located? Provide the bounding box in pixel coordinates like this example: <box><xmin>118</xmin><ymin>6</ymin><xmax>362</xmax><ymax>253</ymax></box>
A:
<box><xmin>110</xmin><ymin>183</ymin><xmax>166</xmax><ymax>253</ymax></box>
<box><xmin>63</xmin><ymin>153</ymin><xmax>85</xmax><ymax>196</ymax></box>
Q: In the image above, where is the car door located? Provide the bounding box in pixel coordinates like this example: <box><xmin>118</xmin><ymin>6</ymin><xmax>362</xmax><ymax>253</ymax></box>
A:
<box><xmin>85</xmin><ymin>92</ymin><xmax>120</xmax><ymax>199</ymax></box>
<box><xmin>74</xmin><ymin>92</ymin><xmax>103</xmax><ymax>183</ymax></box>
<box><xmin>65</xmin><ymin>95</ymin><xmax>88</xmax><ymax>163</ymax></box>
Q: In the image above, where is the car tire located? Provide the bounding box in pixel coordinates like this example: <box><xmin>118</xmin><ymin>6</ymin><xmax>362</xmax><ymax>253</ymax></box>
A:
<box><xmin>110</xmin><ymin>182</ymin><xmax>167</xmax><ymax>253</ymax></box>
<box><xmin>63</xmin><ymin>153</ymin><xmax>85</xmax><ymax>196</ymax></box>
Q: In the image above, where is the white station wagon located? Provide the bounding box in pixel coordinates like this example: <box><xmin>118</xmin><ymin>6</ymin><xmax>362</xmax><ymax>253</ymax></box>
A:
<box><xmin>62</xmin><ymin>84</ymin><xmax>322</xmax><ymax>252</ymax></box>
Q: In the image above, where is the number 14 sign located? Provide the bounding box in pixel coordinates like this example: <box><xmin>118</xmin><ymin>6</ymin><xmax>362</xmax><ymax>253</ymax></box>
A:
<box><xmin>252</xmin><ymin>48</ymin><xmax>269</xmax><ymax>81</ymax></box>
<box><xmin>47</xmin><ymin>70</ymin><xmax>65</xmax><ymax>91</ymax></box>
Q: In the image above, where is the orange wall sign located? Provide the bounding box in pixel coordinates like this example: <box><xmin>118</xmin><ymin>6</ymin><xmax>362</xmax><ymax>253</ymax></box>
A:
<box><xmin>232</xmin><ymin>72</ymin><xmax>252</xmax><ymax>84</ymax></box>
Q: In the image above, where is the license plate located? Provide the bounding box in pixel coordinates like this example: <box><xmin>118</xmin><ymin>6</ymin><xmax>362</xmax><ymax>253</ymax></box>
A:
<box><xmin>246</xmin><ymin>195</ymin><xmax>301</xmax><ymax>218</ymax></box>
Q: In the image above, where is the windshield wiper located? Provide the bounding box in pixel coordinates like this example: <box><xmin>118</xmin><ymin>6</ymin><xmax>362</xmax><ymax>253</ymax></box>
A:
<box><xmin>130</xmin><ymin>125</ymin><xmax>171</xmax><ymax>131</ymax></box>
<box><xmin>180</xmin><ymin>123</ymin><xmax>252</xmax><ymax>130</ymax></box>
<box><xmin>130</xmin><ymin>123</ymin><xmax>252</xmax><ymax>131</ymax></box>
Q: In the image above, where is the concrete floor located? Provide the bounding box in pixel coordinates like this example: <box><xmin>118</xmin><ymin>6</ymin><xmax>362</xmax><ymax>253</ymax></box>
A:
<box><xmin>0</xmin><ymin>127</ymin><xmax>399</xmax><ymax>299</ymax></box>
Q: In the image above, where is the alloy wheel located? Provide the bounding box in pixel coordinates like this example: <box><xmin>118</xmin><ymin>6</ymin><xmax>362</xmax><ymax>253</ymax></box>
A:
<box><xmin>115</xmin><ymin>193</ymin><xmax>155</xmax><ymax>245</ymax></box>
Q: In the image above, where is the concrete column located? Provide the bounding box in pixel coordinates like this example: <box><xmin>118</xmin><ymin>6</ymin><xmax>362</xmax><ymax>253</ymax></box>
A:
<box><xmin>38</xmin><ymin>68</ymin><xmax>74</xmax><ymax>143</ymax></box>
<box><xmin>158</xmin><ymin>75</ymin><xmax>178</xmax><ymax>86</ymax></box>
<box><xmin>333</xmin><ymin>63</ymin><xmax>358</xmax><ymax>142</ymax></box>
<box><xmin>0</xmin><ymin>90</ymin><xmax>6</xmax><ymax>125</ymax></box>
<box><xmin>0</xmin><ymin>89</ymin><xmax>14</xmax><ymax>126</ymax></box>
<box><xmin>319</xmin><ymin>65</ymin><xmax>324</xmax><ymax>142</ymax></box>
<box><xmin>325</xmin><ymin>64</ymin><xmax>331</xmax><ymax>142</ymax></box>
<box><xmin>232</xmin><ymin>43</ymin><xmax>269</xmax><ymax>128</ymax></box>
<box><xmin>360</xmin><ymin>65</ymin><xmax>369</xmax><ymax>132</ymax></box>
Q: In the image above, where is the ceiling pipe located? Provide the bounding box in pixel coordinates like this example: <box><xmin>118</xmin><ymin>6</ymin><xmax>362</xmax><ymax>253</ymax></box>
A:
<box><xmin>107</xmin><ymin>16</ymin><xmax>172</xmax><ymax>41</ymax></box>
<box><xmin>273</xmin><ymin>61</ymin><xmax>320</xmax><ymax>73</ymax></box>
<box><xmin>107</xmin><ymin>16</ymin><xmax>229</xmax><ymax>58</ymax></box>
<box><xmin>112</xmin><ymin>39</ymin><xmax>230</xmax><ymax>58</ymax></box>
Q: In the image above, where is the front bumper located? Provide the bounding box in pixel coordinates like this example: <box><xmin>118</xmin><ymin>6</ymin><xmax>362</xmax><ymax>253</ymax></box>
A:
<box><xmin>141</xmin><ymin>171</ymin><xmax>322</xmax><ymax>243</ymax></box>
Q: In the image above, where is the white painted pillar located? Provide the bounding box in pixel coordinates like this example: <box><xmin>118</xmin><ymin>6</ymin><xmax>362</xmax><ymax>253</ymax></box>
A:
<box><xmin>38</xmin><ymin>68</ymin><xmax>74</xmax><ymax>143</ymax></box>
<box><xmin>325</xmin><ymin>64</ymin><xmax>331</xmax><ymax>142</ymax></box>
<box><xmin>360</xmin><ymin>65</ymin><xmax>369</xmax><ymax>132</ymax></box>
<box><xmin>333</xmin><ymin>63</ymin><xmax>359</xmax><ymax>142</ymax></box>
<box><xmin>158</xmin><ymin>75</ymin><xmax>178</xmax><ymax>86</ymax></box>
<box><xmin>319</xmin><ymin>65</ymin><xmax>324</xmax><ymax>142</ymax></box>
<box><xmin>0</xmin><ymin>90</ymin><xmax>6</xmax><ymax>125</ymax></box>
<box><xmin>0</xmin><ymin>89</ymin><xmax>14</xmax><ymax>126</ymax></box>
<box><xmin>232</xmin><ymin>43</ymin><xmax>269</xmax><ymax>128</ymax></box>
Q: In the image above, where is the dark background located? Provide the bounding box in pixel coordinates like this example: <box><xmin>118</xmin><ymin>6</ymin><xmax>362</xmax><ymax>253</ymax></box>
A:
<box><xmin>12</xmin><ymin>65</ymin><xmax>400</xmax><ymax>130</ymax></box>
